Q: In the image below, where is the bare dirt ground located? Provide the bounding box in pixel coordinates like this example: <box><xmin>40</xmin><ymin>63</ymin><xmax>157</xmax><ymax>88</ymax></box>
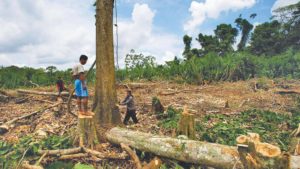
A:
<box><xmin>0</xmin><ymin>78</ymin><xmax>299</xmax><ymax>167</ymax></box>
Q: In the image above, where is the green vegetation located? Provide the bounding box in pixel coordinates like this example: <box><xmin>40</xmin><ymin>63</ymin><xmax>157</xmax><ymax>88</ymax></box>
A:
<box><xmin>159</xmin><ymin>106</ymin><xmax>300</xmax><ymax>151</ymax></box>
<box><xmin>0</xmin><ymin>2</ymin><xmax>299</xmax><ymax>89</ymax></box>
<box><xmin>0</xmin><ymin>135</ymin><xmax>72</xmax><ymax>169</ymax></box>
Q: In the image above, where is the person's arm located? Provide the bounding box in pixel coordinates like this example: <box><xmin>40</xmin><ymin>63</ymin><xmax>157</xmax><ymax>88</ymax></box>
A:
<box><xmin>120</xmin><ymin>96</ymin><xmax>128</xmax><ymax>105</ymax></box>
<box><xmin>123</xmin><ymin>96</ymin><xmax>133</xmax><ymax>105</ymax></box>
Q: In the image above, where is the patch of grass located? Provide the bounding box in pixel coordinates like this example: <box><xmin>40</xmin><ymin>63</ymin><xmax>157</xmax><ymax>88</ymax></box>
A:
<box><xmin>0</xmin><ymin>135</ymin><xmax>72</xmax><ymax>169</ymax></box>
<box><xmin>158</xmin><ymin>107</ymin><xmax>299</xmax><ymax>151</ymax></box>
<box><xmin>158</xmin><ymin>106</ymin><xmax>181</xmax><ymax>129</ymax></box>
<box><xmin>196</xmin><ymin>110</ymin><xmax>299</xmax><ymax>150</ymax></box>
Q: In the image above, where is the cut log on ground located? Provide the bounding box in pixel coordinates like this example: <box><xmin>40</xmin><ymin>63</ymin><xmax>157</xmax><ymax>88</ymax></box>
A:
<box><xmin>106</xmin><ymin>127</ymin><xmax>300</xmax><ymax>169</ymax></box>
<box><xmin>17</xmin><ymin>89</ymin><xmax>70</xmax><ymax>96</ymax></box>
<box><xmin>0</xmin><ymin>102</ymin><xmax>61</xmax><ymax>135</ymax></box>
<box><xmin>78</xmin><ymin>114</ymin><xmax>98</xmax><ymax>149</ymax></box>
<box><xmin>177</xmin><ymin>107</ymin><xmax>195</xmax><ymax>139</ymax></box>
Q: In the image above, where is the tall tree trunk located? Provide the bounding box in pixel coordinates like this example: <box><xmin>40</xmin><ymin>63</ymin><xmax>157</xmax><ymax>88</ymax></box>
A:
<box><xmin>93</xmin><ymin>0</ymin><xmax>121</xmax><ymax>126</ymax></box>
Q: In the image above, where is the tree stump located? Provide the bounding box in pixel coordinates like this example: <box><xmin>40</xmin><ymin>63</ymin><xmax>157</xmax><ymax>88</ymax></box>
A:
<box><xmin>237</xmin><ymin>133</ymin><xmax>289</xmax><ymax>169</ymax></box>
<box><xmin>152</xmin><ymin>97</ymin><xmax>164</xmax><ymax>116</ymax></box>
<box><xmin>177</xmin><ymin>107</ymin><xmax>195</xmax><ymax>139</ymax></box>
<box><xmin>290</xmin><ymin>123</ymin><xmax>300</xmax><ymax>155</ymax></box>
<box><xmin>78</xmin><ymin>113</ymin><xmax>98</xmax><ymax>149</ymax></box>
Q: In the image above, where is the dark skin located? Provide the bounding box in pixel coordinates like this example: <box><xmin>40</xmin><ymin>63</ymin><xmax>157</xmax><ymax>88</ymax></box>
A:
<box><xmin>77</xmin><ymin>73</ymin><xmax>88</xmax><ymax>113</ymax></box>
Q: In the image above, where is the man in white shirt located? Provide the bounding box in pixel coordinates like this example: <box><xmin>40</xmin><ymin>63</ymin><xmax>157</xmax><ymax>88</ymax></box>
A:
<box><xmin>72</xmin><ymin>55</ymin><xmax>88</xmax><ymax>79</ymax></box>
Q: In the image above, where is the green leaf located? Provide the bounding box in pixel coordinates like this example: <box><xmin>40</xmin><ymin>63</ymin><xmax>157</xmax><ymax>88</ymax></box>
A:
<box><xmin>73</xmin><ymin>163</ymin><xmax>94</xmax><ymax>169</ymax></box>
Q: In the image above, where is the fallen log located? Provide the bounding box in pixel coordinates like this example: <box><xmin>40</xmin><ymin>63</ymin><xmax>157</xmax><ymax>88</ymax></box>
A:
<box><xmin>17</xmin><ymin>89</ymin><xmax>69</xmax><ymax>96</ymax></box>
<box><xmin>106</xmin><ymin>127</ymin><xmax>300</xmax><ymax>169</ymax></box>
<box><xmin>0</xmin><ymin>102</ymin><xmax>61</xmax><ymax>134</ymax></box>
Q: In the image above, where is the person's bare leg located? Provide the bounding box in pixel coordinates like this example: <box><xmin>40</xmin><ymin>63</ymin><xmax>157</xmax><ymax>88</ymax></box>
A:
<box><xmin>82</xmin><ymin>98</ymin><xmax>88</xmax><ymax>113</ymax></box>
<box><xmin>77</xmin><ymin>98</ymin><xmax>82</xmax><ymax>112</ymax></box>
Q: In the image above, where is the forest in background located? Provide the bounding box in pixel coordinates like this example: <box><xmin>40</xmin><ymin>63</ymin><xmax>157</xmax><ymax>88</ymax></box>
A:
<box><xmin>0</xmin><ymin>2</ymin><xmax>299</xmax><ymax>89</ymax></box>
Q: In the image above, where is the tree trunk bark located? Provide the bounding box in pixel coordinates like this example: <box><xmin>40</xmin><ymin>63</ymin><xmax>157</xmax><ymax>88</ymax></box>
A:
<box><xmin>93</xmin><ymin>0</ymin><xmax>121</xmax><ymax>127</ymax></box>
<box><xmin>106</xmin><ymin>127</ymin><xmax>300</xmax><ymax>169</ymax></box>
<box><xmin>177</xmin><ymin>108</ymin><xmax>195</xmax><ymax>139</ymax></box>
<box><xmin>78</xmin><ymin>115</ymin><xmax>99</xmax><ymax>149</ymax></box>
<box><xmin>106</xmin><ymin>127</ymin><xmax>243</xmax><ymax>169</ymax></box>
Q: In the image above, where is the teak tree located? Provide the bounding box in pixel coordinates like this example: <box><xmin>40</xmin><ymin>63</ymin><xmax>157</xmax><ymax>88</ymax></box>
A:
<box><xmin>93</xmin><ymin>0</ymin><xmax>121</xmax><ymax>127</ymax></box>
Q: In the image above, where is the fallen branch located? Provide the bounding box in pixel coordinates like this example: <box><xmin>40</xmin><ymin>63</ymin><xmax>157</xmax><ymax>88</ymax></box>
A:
<box><xmin>82</xmin><ymin>147</ymin><xmax>127</xmax><ymax>160</ymax></box>
<box><xmin>275</xmin><ymin>89</ymin><xmax>300</xmax><ymax>95</ymax></box>
<box><xmin>120</xmin><ymin>143</ymin><xmax>142</xmax><ymax>169</ymax></box>
<box><xmin>17</xmin><ymin>89</ymin><xmax>69</xmax><ymax>96</ymax></box>
<box><xmin>58</xmin><ymin>153</ymin><xmax>88</xmax><ymax>160</ymax></box>
<box><xmin>21</xmin><ymin>161</ymin><xmax>44</xmax><ymax>169</ymax></box>
<box><xmin>38</xmin><ymin>147</ymin><xmax>82</xmax><ymax>156</ymax></box>
<box><xmin>0</xmin><ymin>102</ymin><xmax>61</xmax><ymax>135</ymax></box>
<box><xmin>35</xmin><ymin>151</ymin><xmax>48</xmax><ymax>166</ymax></box>
<box><xmin>106</xmin><ymin>127</ymin><xmax>300</xmax><ymax>169</ymax></box>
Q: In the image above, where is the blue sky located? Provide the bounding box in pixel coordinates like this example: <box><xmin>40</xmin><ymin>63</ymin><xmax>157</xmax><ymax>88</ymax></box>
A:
<box><xmin>0</xmin><ymin>0</ymin><xmax>299</xmax><ymax>69</ymax></box>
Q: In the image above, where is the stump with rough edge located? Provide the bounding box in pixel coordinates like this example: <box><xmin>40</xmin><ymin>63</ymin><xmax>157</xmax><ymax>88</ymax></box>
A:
<box><xmin>237</xmin><ymin>133</ymin><xmax>289</xmax><ymax>169</ymax></box>
<box><xmin>78</xmin><ymin>113</ymin><xmax>98</xmax><ymax>149</ymax></box>
<box><xmin>177</xmin><ymin>107</ymin><xmax>195</xmax><ymax>139</ymax></box>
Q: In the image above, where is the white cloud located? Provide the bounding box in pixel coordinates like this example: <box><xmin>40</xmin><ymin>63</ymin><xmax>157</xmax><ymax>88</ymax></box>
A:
<box><xmin>271</xmin><ymin>0</ymin><xmax>299</xmax><ymax>14</ymax></box>
<box><xmin>0</xmin><ymin>1</ymin><xmax>181</xmax><ymax>69</ymax></box>
<box><xmin>0</xmin><ymin>0</ymin><xmax>96</xmax><ymax>69</ymax></box>
<box><xmin>184</xmin><ymin>0</ymin><xmax>257</xmax><ymax>34</ymax></box>
<box><xmin>116</xmin><ymin>3</ymin><xmax>182</xmax><ymax>65</ymax></box>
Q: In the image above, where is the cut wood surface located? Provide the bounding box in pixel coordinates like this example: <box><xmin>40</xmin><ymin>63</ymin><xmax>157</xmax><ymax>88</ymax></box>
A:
<box><xmin>17</xmin><ymin>89</ymin><xmax>70</xmax><ymax>96</ymax></box>
<box><xmin>106</xmin><ymin>127</ymin><xmax>300</xmax><ymax>169</ymax></box>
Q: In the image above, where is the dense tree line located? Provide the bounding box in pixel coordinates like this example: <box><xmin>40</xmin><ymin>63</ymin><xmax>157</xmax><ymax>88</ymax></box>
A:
<box><xmin>0</xmin><ymin>2</ymin><xmax>299</xmax><ymax>88</ymax></box>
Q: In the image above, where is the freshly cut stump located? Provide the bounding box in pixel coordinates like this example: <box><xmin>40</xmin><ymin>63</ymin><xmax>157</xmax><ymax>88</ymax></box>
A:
<box><xmin>177</xmin><ymin>107</ymin><xmax>195</xmax><ymax>139</ymax></box>
<box><xmin>237</xmin><ymin>133</ymin><xmax>288</xmax><ymax>169</ymax></box>
<box><xmin>78</xmin><ymin>113</ymin><xmax>98</xmax><ymax>149</ymax></box>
